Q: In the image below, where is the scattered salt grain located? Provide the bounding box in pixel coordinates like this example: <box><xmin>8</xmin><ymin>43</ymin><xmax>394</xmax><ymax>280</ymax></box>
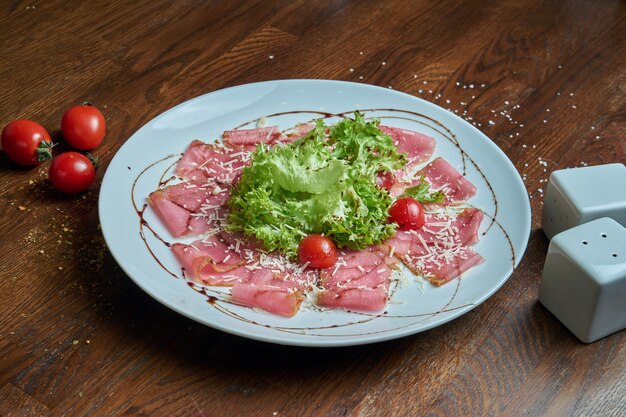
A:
<box><xmin>269</xmin><ymin>55</ymin><xmax>274</xmax><ymax>59</ymax></box>
<box><xmin>488</xmin><ymin>120</ymin><xmax>495</xmax><ymax>125</ymax></box>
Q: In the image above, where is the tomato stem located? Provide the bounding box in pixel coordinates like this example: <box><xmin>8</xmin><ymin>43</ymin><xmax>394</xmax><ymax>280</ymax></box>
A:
<box><xmin>86</xmin><ymin>153</ymin><xmax>100</xmax><ymax>169</ymax></box>
<box><xmin>36</xmin><ymin>141</ymin><xmax>54</xmax><ymax>162</ymax></box>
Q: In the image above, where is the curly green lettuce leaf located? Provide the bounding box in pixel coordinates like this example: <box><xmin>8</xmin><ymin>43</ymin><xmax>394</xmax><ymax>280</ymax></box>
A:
<box><xmin>228</xmin><ymin>112</ymin><xmax>405</xmax><ymax>256</ymax></box>
<box><xmin>401</xmin><ymin>176</ymin><xmax>445</xmax><ymax>203</ymax></box>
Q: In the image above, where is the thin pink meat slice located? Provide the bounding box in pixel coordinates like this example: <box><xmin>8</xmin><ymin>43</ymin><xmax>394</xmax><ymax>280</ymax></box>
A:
<box><xmin>317</xmin><ymin>246</ymin><xmax>395</xmax><ymax>312</ymax></box>
<box><xmin>415</xmin><ymin>157</ymin><xmax>477</xmax><ymax>203</ymax></box>
<box><xmin>385</xmin><ymin>208</ymin><xmax>484</xmax><ymax>286</ymax></box>
<box><xmin>223</xmin><ymin>126</ymin><xmax>286</xmax><ymax>150</ymax></box>
<box><xmin>148</xmin><ymin>191</ymin><xmax>193</xmax><ymax>238</ymax></box>
<box><xmin>379</xmin><ymin>125</ymin><xmax>436</xmax><ymax>170</ymax></box>
<box><xmin>230</xmin><ymin>268</ymin><xmax>317</xmax><ymax>317</ymax></box>
<box><xmin>180</xmin><ymin>231</ymin><xmax>316</xmax><ymax>317</ymax></box>
<box><xmin>175</xmin><ymin>140</ymin><xmax>251</xmax><ymax>184</ymax></box>
<box><xmin>147</xmin><ymin>182</ymin><xmax>229</xmax><ymax>238</ymax></box>
<box><xmin>378</xmin><ymin>126</ymin><xmax>436</xmax><ymax>192</ymax></box>
<box><xmin>386</xmin><ymin>209</ymin><xmax>484</xmax><ymax>257</ymax></box>
<box><xmin>172</xmin><ymin>235</ymin><xmax>251</xmax><ymax>286</ymax></box>
<box><xmin>403</xmin><ymin>246</ymin><xmax>484</xmax><ymax>286</ymax></box>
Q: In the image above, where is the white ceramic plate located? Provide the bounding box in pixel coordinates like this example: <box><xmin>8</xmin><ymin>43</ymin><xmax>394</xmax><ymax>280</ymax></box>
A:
<box><xmin>99</xmin><ymin>80</ymin><xmax>531</xmax><ymax>347</ymax></box>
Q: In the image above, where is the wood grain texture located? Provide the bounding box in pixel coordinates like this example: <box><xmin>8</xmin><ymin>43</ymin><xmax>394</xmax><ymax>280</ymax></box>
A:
<box><xmin>1</xmin><ymin>0</ymin><xmax>625</xmax><ymax>416</ymax></box>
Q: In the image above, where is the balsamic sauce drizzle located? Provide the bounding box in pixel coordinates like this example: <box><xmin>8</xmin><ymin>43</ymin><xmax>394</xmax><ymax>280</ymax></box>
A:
<box><xmin>131</xmin><ymin>109</ymin><xmax>517</xmax><ymax>337</ymax></box>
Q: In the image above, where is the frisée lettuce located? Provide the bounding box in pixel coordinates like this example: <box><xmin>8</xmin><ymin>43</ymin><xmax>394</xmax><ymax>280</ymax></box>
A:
<box><xmin>228</xmin><ymin>112</ymin><xmax>414</xmax><ymax>256</ymax></box>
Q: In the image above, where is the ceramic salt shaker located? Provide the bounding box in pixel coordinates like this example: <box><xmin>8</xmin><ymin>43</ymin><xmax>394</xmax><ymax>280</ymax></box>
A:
<box><xmin>539</xmin><ymin>217</ymin><xmax>626</xmax><ymax>343</ymax></box>
<box><xmin>542</xmin><ymin>163</ymin><xmax>626</xmax><ymax>240</ymax></box>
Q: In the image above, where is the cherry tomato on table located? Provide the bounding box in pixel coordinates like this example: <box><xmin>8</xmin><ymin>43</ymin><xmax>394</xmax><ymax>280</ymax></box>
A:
<box><xmin>61</xmin><ymin>104</ymin><xmax>106</xmax><ymax>150</ymax></box>
<box><xmin>388</xmin><ymin>197</ymin><xmax>425</xmax><ymax>230</ymax></box>
<box><xmin>298</xmin><ymin>234</ymin><xmax>338</xmax><ymax>269</ymax></box>
<box><xmin>1</xmin><ymin>120</ymin><xmax>53</xmax><ymax>166</ymax></box>
<box><xmin>48</xmin><ymin>152</ymin><xmax>96</xmax><ymax>194</ymax></box>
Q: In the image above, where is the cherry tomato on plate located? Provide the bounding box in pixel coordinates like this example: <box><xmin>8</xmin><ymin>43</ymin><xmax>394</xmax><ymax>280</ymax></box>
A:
<box><xmin>1</xmin><ymin>120</ymin><xmax>53</xmax><ymax>166</ymax></box>
<box><xmin>61</xmin><ymin>104</ymin><xmax>106</xmax><ymax>150</ymax></box>
<box><xmin>388</xmin><ymin>197</ymin><xmax>425</xmax><ymax>230</ymax></box>
<box><xmin>298</xmin><ymin>234</ymin><xmax>338</xmax><ymax>268</ymax></box>
<box><xmin>48</xmin><ymin>152</ymin><xmax>96</xmax><ymax>194</ymax></box>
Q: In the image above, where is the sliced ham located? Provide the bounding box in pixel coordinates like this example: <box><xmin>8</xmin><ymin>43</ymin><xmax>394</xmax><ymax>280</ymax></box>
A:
<box><xmin>376</xmin><ymin>126</ymin><xmax>436</xmax><ymax>194</ymax></box>
<box><xmin>148</xmin><ymin>191</ymin><xmax>195</xmax><ymax>238</ymax></box>
<box><xmin>386</xmin><ymin>209</ymin><xmax>484</xmax><ymax>257</ymax></box>
<box><xmin>172</xmin><ymin>235</ymin><xmax>250</xmax><ymax>286</ymax></box>
<box><xmin>230</xmin><ymin>267</ymin><xmax>316</xmax><ymax>317</ymax></box>
<box><xmin>416</xmin><ymin>157</ymin><xmax>477</xmax><ymax>203</ymax></box>
<box><xmin>147</xmin><ymin>181</ymin><xmax>229</xmax><ymax>238</ymax></box>
<box><xmin>223</xmin><ymin>126</ymin><xmax>286</xmax><ymax>150</ymax></box>
<box><xmin>403</xmin><ymin>246</ymin><xmax>484</xmax><ymax>286</ymax></box>
<box><xmin>317</xmin><ymin>246</ymin><xmax>395</xmax><ymax>312</ymax></box>
<box><xmin>175</xmin><ymin>140</ymin><xmax>251</xmax><ymax>185</ymax></box>
<box><xmin>230</xmin><ymin>282</ymin><xmax>303</xmax><ymax>317</ymax></box>
<box><xmin>149</xmin><ymin>141</ymin><xmax>249</xmax><ymax>238</ymax></box>
<box><xmin>175</xmin><ymin>231</ymin><xmax>316</xmax><ymax>316</ymax></box>
<box><xmin>385</xmin><ymin>208</ymin><xmax>483</xmax><ymax>286</ymax></box>
<box><xmin>379</xmin><ymin>125</ymin><xmax>436</xmax><ymax>170</ymax></box>
<box><xmin>228</xmin><ymin>240</ymin><xmax>317</xmax><ymax>316</ymax></box>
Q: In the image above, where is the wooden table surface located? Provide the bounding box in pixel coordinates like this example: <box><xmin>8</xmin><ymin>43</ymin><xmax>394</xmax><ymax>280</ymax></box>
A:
<box><xmin>1</xmin><ymin>1</ymin><xmax>625</xmax><ymax>416</ymax></box>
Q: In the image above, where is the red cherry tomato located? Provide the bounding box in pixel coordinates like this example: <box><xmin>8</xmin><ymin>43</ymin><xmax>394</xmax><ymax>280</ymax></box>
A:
<box><xmin>61</xmin><ymin>104</ymin><xmax>106</xmax><ymax>150</ymax></box>
<box><xmin>1</xmin><ymin>120</ymin><xmax>53</xmax><ymax>166</ymax></box>
<box><xmin>48</xmin><ymin>152</ymin><xmax>96</xmax><ymax>194</ymax></box>
<box><xmin>298</xmin><ymin>234</ymin><xmax>338</xmax><ymax>268</ymax></box>
<box><xmin>388</xmin><ymin>197</ymin><xmax>425</xmax><ymax>230</ymax></box>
